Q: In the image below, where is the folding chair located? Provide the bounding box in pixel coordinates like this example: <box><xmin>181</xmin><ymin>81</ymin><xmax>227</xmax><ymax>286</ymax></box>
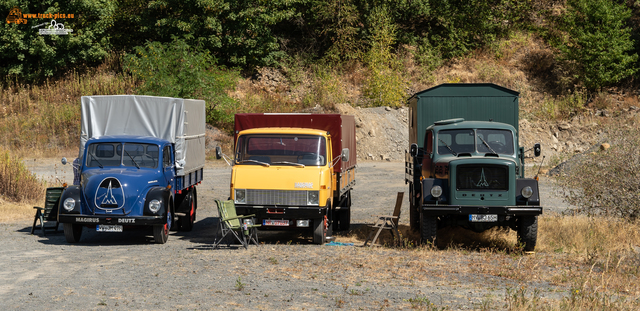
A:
<box><xmin>31</xmin><ymin>187</ymin><xmax>65</xmax><ymax>236</ymax></box>
<box><xmin>364</xmin><ymin>192</ymin><xmax>404</xmax><ymax>247</ymax></box>
<box><xmin>213</xmin><ymin>199</ymin><xmax>261</xmax><ymax>249</ymax></box>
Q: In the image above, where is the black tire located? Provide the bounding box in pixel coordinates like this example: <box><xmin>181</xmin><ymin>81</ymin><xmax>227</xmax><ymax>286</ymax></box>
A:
<box><xmin>313</xmin><ymin>217</ymin><xmax>326</xmax><ymax>245</ymax></box>
<box><xmin>517</xmin><ymin>216</ymin><xmax>538</xmax><ymax>252</ymax></box>
<box><xmin>63</xmin><ymin>223</ymin><xmax>82</xmax><ymax>243</ymax></box>
<box><xmin>338</xmin><ymin>209</ymin><xmax>351</xmax><ymax>231</ymax></box>
<box><xmin>153</xmin><ymin>211</ymin><xmax>171</xmax><ymax>244</ymax></box>
<box><xmin>178</xmin><ymin>193</ymin><xmax>195</xmax><ymax>232</ymax></box>
<box><xmin>420</xmin><ymin>212</ymin><xmax>437</xmax><ymax>246</ymax></box>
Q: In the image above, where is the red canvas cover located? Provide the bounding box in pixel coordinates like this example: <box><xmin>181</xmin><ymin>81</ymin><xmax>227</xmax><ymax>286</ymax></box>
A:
<box><xmin>234</xmin><ymin>113</ymin><xmax>356</xmax><ymax>172</ymax></box>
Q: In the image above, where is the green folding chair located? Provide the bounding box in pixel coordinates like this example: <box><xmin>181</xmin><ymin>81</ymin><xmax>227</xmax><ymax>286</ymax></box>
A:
<box><xmin>31</xmin><ymin>187</ymin><xmax>65</xmax><ymax>236</ymax></box>
<box><xmin>213</xmin><ymin>199</ymin><xmax>261</xmax><ymax>249</ymax></box>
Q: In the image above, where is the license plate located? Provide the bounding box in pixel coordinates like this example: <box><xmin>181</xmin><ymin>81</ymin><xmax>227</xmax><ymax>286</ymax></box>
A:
<box><xmin>96</xmin><ymin>225</ymin><xmax>123</xmax><ymax>232</ymax></box>
<box><xmin>469</xmin><ymin>214</ymin><xmax>498</xmax><ymax>222</ymax></box>
<box><xmin>263</xmin><ymin>219</ymin><xmax>289</xmax><ymax>226</ymax></box>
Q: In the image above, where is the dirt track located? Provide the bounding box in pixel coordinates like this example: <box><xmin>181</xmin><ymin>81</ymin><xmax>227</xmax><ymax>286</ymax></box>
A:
<box><xmin>1</xmin><ymin>159</ymin><xmax>572</xmax><ymax>310</ymax></box>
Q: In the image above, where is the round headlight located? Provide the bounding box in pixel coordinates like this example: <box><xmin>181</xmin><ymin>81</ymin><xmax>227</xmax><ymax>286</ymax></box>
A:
<box><xmin>63</xmin><ymin>198</ymin><xmax>76</xmax><ymax>211</ymax></box>
<box><xmin>521</xmin><ymin>186</ymin><xmax>533</xmax><ymax>199</ymax></box>
<box><xmin>149</xmin><ymin>199</ymin><xmax>162</xmax><ymax>213</ymax></box>
<box><xmin>430</xmin><ymin>185</ymin><xmax>443</xmax><ymax>198</ymax></box>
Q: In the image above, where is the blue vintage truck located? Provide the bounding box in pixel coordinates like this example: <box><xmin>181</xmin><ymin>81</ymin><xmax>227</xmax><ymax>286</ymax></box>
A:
<box><xmin>58</xmin><ymin>95</ymin><xmax>206</xmax><ymax>244</ymax></box>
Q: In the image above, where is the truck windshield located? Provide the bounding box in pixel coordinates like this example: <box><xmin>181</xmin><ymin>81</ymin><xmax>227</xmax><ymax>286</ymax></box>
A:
<box><xmin>236</xmin><ymin>135</ymin><xmax>327</xmax><ymax>166</ymax></box>
<box><xmin>437</xmin><ymin>129</ymin><xmax>514</xmax><ymax>156</ymax></box>
<box><xmin>86</xmin><ymin>143</ymin><xmax>159</xmax><ymax>168</ymax></box>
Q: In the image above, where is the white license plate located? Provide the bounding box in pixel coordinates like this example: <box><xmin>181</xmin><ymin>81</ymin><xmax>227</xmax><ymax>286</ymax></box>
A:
<box><xmin>469</xmin><ymin>214</ymin><xmax>498</xmax><ymax>222</ymax></box>
<box><xmin>263</xmin><ymin>219</ymin><xmax>289</xmax><ymax>226</ymax></box>
<box><xmin>96</xmin><ymin>225</ymin><xmax>123</xmax><ymax>232</ymax></box>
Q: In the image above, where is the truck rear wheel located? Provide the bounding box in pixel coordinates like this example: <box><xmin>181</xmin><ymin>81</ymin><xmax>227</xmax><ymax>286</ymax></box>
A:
<box><xmin>420</xmin><ymin>213</ymin><xmax>437</xmax><ymax>246</ymax></box>
<box><xmin>517</xmin><ymin>216</ymin><xmax>538</xmax><ymax>252</ymax></box>
<box><xmin>178</xmin><ymin>192</ymin><xmax>195</xmax><ymax>232</ymax></box>
<box><xmin>313</xmin><ymin>217</ymin><xmax>326</xmax><ymax>245</ymax></box>
<box><xmin>63</xmin><ymin>223</ymin><xmax>82</xmax><ymax>243</ymax></box>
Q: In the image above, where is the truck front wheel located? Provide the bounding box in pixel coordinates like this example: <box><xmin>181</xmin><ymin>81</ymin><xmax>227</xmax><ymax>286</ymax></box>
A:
<box><xmin>313</xmin><ymin>216</ymin><xmax>327</xmax><ymax>245</ymax></box>
<box><xmin>63</xmin><ymin>223</ymin><xmax>82</xmax><ymax>243</ymax></box>
<box><xmin>420</xmin><ymin>213</ymin><xmax>437</xmax><ymax>246</ymax></box>
<box><xmin>154</xmin><ymin>212</ymin><xmax>171</xmax><ymax>244</ymax></box>
<box><xmin>517</xmin><ymin>216</ymin><xmax>538</xmax><ymax>252</ymax></box>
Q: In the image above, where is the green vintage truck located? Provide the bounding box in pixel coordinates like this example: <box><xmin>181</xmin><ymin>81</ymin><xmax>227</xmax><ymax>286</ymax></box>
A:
<box><xmin>405</xmin><ymin>84</ymin><xmax>542</xmax><ymax>251</ymax></box>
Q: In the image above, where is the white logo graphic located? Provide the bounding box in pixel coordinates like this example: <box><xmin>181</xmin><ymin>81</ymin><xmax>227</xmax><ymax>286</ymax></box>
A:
<box><xmin>295</xmin><ymin>182</ymin><xmax>313</xmax><ymax>189</ymax></box>
<box><xmin>476</xmin><ymin>168</ymin><xmax>490</xmax><ymax>188</ymax></box>
<box><xmin>101</xmin><ymin>181</ymin><xmax>118</xmax><ymax>205</ymax></box>
<box><xmin>95</xmin><ymin>177</ymin><xmax>125</xmax><ymax>209</ymax></box>
<box><xmin>37</xmin><ymin>20</ymin><xmax>73</xmax><ymax>35</ymax></box>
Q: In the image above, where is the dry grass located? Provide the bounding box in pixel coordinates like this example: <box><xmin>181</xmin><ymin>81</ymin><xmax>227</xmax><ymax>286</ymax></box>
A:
<box><xmin>0</xmin><ymin>199</ymin><xmax>35</xmax><ymax>222</ymax></box>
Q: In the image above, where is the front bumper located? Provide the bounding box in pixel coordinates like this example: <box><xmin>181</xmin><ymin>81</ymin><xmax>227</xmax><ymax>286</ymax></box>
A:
<box><xmin>236</xmin><ymin>205</ymin><xmax>327</xmax><ymax>219</ymax></box>
<box><xmin>422</xmin><ymin>205</ymin><xmax>543</xmax><ymax>216</ymax></box>
<box><xmin>59</xmin><ymin>214</ymin><xmax>165</xmax><ymax>226</ymax></box>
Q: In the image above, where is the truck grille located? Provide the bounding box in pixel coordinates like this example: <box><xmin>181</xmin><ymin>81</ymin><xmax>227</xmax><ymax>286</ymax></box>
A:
<box><xmin>456</xmin><ymin>165</ymin><xmax>508</xmax><ymax>190</ymax></box>
<box><xmin>246</xmin><ymin>190</ymin><xmax>308</xmax><ymax>206</ymax></box>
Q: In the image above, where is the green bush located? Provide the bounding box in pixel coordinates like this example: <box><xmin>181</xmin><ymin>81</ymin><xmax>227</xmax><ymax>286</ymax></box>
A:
<box><xmin>123</xmin><ymin>37</ymin><xmax>240</xmax><ymax>128</ymax></box>
<box><xmin>559</xmin><ymin>125</ymin><xmax>640</xmax><ymax>219</ymax></box>
<box><xmin>555</xmin><ymin>0</ymin><xmax>638</xmax><ymax>91</ymax></box>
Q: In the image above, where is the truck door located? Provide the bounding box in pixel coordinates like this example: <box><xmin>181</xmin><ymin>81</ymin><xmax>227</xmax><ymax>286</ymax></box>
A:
<box><xmin>162</xmin><ymin>145</ymin><xmax>174</xmax><ymax>187</ymax></box>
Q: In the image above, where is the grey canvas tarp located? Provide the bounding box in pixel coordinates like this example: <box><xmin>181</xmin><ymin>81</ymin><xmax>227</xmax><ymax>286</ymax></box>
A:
<box><xmin>80</xmin><ymin>95</ymin><xmax>205</xmax><ymax>176</ymax></box>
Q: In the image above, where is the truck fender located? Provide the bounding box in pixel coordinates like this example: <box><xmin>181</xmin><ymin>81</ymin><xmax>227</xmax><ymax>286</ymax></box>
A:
<box><xmin>58</xmin><ymin>185</ymin><xmax>82</xmax><ymax>215</ymax></box>
<box><xmin>516</xmin><ymin>178</ymin><xmax>540</xmax><ymax>205</ymax></box>
<box><xmin>144</xmin><ymin>187</ymin><xmax>172</xmax><ymax>217</ymax></box>
<box><xmin>421</xmin><ymin>178</ymin><xmax>448</xmax><ymax>205</ymax></box>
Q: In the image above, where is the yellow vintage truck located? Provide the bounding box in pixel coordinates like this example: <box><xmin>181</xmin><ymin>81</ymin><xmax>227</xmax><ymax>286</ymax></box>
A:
<box><xmin>229</xmin><ymin>113</ymin><xmax>356</xmax><ymax>244</ymax></box>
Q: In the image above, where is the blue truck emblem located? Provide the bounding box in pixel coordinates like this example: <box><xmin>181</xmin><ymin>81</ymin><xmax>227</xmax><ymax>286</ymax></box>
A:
<box><xmin>95</xmin><ymin>177</ymin><xmax>125</xmax><ymax>209</ymax></box>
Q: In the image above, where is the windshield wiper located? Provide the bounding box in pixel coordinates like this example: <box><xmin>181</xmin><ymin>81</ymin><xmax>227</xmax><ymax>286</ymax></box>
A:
<box><xmin>238</xmin><ymin>159</ymin><xmax>270</xmax><ymax>167</ymax></box>
<box><xmin>272</xmin><ymin>161</ymin><xmax>305</xmax><ymax>168</ymax></box>
<box><xmin>477</xmin><ymin>135</ymin><xmax>498</xmax><ymax>155</ymax></box>
<box><xmin>124</xmin><ymin>150</ymin><xmax>140</xmax><ymax>169</ymax></box>
<box><xmin>438</xmin><ymin>139</ymin><xmax>457</xmax><ymax>156</ymax></box>
<box><xmin>89</xmin><ymin>152</ymin><xmax>103</xmax><ymax>168</ymax></box>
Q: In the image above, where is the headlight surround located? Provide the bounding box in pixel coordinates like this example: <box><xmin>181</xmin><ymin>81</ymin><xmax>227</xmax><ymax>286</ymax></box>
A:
<box><xmin>235</xmin><ymin>189</ymin><xmax>246</xmax><ymax>204</ymax></box>
<box><xmin>521</xmin><ymin>186</ymin><xmax>534</xmax><ymax>199</ymax></box>
<box><xmin>149</xmin><ymin>199</ymin><xmax>162</xmax><ymax>213</ymax></box>
<box><xmin>430</xmin><ymin>185</ymin><xmax>443</xmax><ymax>198</ymax></box>
<box><xmin>63</xmin><ymin>198</ymin><xmax>76</xmax><ymax>212</ymax></box>
<box><xmin>307</xmin><ymin>191</ymin><xmax>319</xmax><ymax>206</ymax></box>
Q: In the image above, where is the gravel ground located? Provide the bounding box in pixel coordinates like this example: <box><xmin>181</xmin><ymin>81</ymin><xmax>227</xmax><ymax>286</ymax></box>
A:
<box><xmin>1</xmin><ymin>159</ymin><xmax>573</xmax><ymax>310</ymax></box>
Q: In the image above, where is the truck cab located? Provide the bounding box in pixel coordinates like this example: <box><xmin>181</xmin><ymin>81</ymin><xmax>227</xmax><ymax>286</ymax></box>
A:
<box><xmin>232</xmin><ymin>128</ymin><xmax>336</xmax><ymax>244</ymax></box>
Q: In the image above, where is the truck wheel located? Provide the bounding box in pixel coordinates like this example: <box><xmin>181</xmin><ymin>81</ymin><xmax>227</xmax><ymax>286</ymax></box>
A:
<box><xmin>179</xmin><ymin>195</ymin><xmax>195</xmax><ymax>232</ymax></box>
<box><xmin>154</xmin><ymin>212</ymin><xmax>171</xmax><ymax>244</ymax></box>
<box><xmin>517</xmin><ymin>216</ymin><xmax>538</xmax><ymax>252</ymax></box>
<box><xmin>313</xmin><ymin>217</ymin><xmax>326</xmax><ymax>245</ymax></box>
<box><xmin>63</xmin><ymin>223</ymin><xmax>82</xmax><ymax>243</ymax></box>
<box><xmin>338</xmin><ymin>209</ymin><xmax>351</xmax><ymax>231</ymax></box>
<box><xmin>420</xmin><ymin>213</ymin><xmax>437</xmax><ymax>246</ymax></box>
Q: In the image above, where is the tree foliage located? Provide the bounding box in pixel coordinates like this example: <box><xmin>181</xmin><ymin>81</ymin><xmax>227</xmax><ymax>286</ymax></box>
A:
<box><xmin>123</xmin><ymin>37</ymin><xmax>240</xmax><ymax>127</ymax></box>
<box><xmin>0</xmin><ymin>0</ymin><xmax>116</xmax><ymax>82</ymax></box>
<box><xmin>556</xmin><ymin>0</ymin><xmax>638</xmax><ymax>91</ymax></box>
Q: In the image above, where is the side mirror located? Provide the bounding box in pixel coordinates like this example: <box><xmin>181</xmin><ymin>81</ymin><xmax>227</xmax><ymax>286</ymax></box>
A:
<box><xmin>341</xmin><ymin>148</ymin><xmax>350</xmax><ymax>162</ymax></box>
<box><xmin>215</xmin><ymin>146</ymin><xmax>222</xmax><ymax>160</ymax></box>
<box><xmin>410</xmin><ymin>143</ymin><xmax>418</xmax><ymax>157</ymax></box>
<box><xmin>61</xmin><ymin>157</ymin><xmax>68</xmax><ymax>165</ymax></box>
<box><xmin>534</xmin><ymin>143</ymin><xmax>541</xmax><ymax>157</ymax></box>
